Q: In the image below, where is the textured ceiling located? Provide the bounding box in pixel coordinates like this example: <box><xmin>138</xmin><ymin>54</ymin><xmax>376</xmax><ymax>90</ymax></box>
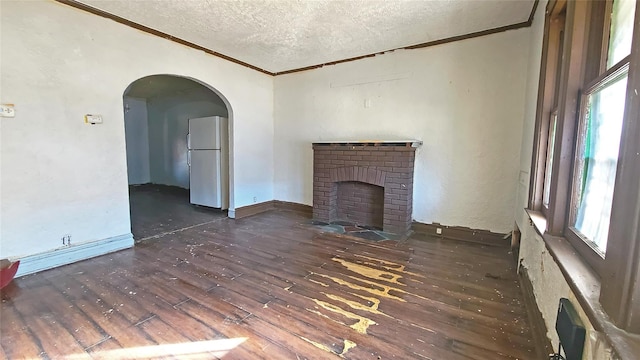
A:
<box><xmin>78</xmin><ymin>0</ymin><xmax>535</xmax><ymax>73</ymax></box>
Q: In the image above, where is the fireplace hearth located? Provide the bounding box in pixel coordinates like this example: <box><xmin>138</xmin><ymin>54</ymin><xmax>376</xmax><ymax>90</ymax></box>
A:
<box><xmin>312</xmin><ymin>140</ymin><xmax>421</xmax><ymax>235</ymax></box>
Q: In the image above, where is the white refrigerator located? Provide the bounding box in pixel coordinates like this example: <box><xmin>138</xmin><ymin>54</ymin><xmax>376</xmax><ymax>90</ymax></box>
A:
<box><xmin>187</xmin><ymin>116</ymin><xmax>229</xmax><ymax>209</ymax></box>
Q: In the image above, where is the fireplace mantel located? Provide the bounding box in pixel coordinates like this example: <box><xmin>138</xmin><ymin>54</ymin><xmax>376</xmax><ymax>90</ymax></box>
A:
<box><xmin>312</xmin><ymin>140</ymin><xmax>423</xmax><ymax>147</ymax></box>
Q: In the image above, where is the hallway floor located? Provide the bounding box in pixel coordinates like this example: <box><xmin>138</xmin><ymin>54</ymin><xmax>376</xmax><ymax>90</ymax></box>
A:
<box><xmin>129</xmin><ymin>184</ymin><xmax>227</xmax><ymax>241</ymax></box>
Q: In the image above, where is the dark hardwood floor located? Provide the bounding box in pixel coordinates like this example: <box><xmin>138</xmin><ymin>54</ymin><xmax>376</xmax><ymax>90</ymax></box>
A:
<box><xmin>1</xmin><ymin>194</ymin><xmax>537</xmax><ymax>359</ymax></box>
<box><xmin>129</xmin><ymin>184</ymin><xmax>227</xmax><ymax>240</ymax></box>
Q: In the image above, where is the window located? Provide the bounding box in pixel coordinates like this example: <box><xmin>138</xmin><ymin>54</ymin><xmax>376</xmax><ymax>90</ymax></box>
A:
<box><xmin>542</xmin><ymin>15</ymin><xmax>566</xmax><ymax>213</ymax></box>
<box><xmin>607</xmin><ymin>0</ymin><xmax>635</xmax><ymax>68</ymax></box>
<box><xmin>531</xmin><ymin>0</ymin><xmax>636</xmax><ymax>265</ymax></box>
<box><xmin>529</xmin><ymin>7</ymin><xmax>565</xmax><ymax>216</ymax></box>
<box><xmin>570</xmin><ymin>67</ymin><xmax>628</xmax><ymax>255</ymax></box>
<box><xmin>529</xmin><ymin>0</ymin><xmax>640</xmax><ymax>332</ymax></box>
<box><xmin>567</xmin><ymin>0</ymin><xmax>635</xmax><ymax>257</ymax></box>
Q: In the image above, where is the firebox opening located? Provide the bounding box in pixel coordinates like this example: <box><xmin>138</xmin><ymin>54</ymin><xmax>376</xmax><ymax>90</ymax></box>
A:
<box><xmin>335</xmin><ymin>181</ymin><xmax>384</xmax><ymax>230</ymax></box>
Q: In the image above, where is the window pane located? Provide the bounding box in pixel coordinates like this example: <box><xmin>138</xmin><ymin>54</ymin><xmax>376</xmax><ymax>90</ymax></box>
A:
<box><xmin>607</xmin><ymin>0</ymin><xmax>636</xmax><ymax>68</ymax></box>
<box><xmin>543</xmin><ymin>112</ymin><xmax>558</xmax><ymax>207</ymax></box>
<box><xmin>573</xmin><ymin>73</ymin><xmax>627</xmax><ymax>254</ymax></box>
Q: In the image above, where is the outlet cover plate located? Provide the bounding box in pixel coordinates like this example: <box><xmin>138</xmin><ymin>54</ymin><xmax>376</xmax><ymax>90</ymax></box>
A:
<box><xmin>1</xmin><ymin>104</ymin><xmax>15</xmax><ymax>118</ymax></box>
<box><xmin>84</xmin><ymin>114</ymin><xmax>103</xmax><ymax>124</ymax></box>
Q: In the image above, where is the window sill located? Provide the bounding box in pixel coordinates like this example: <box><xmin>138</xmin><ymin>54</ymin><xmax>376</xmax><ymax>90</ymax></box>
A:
<box><xmin>525</xmin><ymin>209</ymin><xmax>640</xmax><ymax>360</ymax></box>
<box><xmin>525</xmin><ymin>209</ymin><xmax>547</xmax><ymax>235</ymax></box>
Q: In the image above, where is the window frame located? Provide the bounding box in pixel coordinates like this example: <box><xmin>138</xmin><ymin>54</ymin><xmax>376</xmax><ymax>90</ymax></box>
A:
<box><xmin>528</xmin><ymin>0</ymin><xmax>640</xmax><ymax>333</ymax></box>
<box><xmin>565</xmin><ymin>59</ymin><xmax>630</xmax><ymax>263</ymax></box>
<box><xmin>562</xmin><ymin>0</ymin><xmax>633</xmax><ymax>276</ymax></box>
<box><xmin>542</xmin><ymin>109</ymin><xmax>558</xmax><ymax>209</ymax></box>
<box><xmin>599</xmin><ymin>0</ymin><xmax>640</xmax><ymax>333</ymax></box>
<box><xmin>529</xmin><ymin>2</ymin><xmax>567</xmax><ymax>218</ymax></box>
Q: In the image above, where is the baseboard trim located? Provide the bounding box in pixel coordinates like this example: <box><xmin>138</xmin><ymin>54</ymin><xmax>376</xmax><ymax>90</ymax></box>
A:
<box><xmin>14</xmin><ymin>233</ymin><xmax>134</xmax><ymax>277</ymax></box>
<box><xmin>234</xmin><ymin>200</ymin><xmax>313</xmax><ymax>219</ymax></box>
<box><xmin>412</xmin><ymin>222</ymin><xmax>509</xmax><ymax>246</ymax></box>
<box><xmin>274</xmin><ymin>200</ymin><xmax>313</xmax><ymax>214</ymax></box>
<box><xmin>518</xmin><ymin>265</ymin><xmax>554</xmax><ymax>359</ymax></box>
<box><xmin>234</xmin><ymin>201</ymin><xmax>275</xmax><ymax>219</ymax></box>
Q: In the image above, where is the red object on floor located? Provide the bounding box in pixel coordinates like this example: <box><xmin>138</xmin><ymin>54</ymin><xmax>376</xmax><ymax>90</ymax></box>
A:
<box><xmin>0</xmin><ymin>260</ymin><xmax>20</xmax><ymax>289</ymax></box>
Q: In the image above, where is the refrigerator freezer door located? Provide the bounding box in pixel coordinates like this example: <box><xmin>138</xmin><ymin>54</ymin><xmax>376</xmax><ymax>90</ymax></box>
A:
<box><xmin>188</xmin><ymin>116</ymin><xmax>221</xmax><ymax>150</ymax></box>
<box><xmin>189</xmin><ymin>149</ymin><xmax>221</xmax><ymax>208</ymax></box>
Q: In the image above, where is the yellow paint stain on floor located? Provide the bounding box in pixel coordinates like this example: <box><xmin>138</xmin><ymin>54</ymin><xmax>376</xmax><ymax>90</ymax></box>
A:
<box><xmin>306</xmin><ymin>308</ymin><xmax>348</xmax><ymax>328</ymax></box>
<box><xmin>340</xmin><ymin>340</ymin><xmax>357</xmax><ymax>356</ymax></box>
<box><xmin>309</xmin><ymin>298</ymin><xmax>377</xmax><ymax>334</ymax></box>
<box><xmin>322</xmin><ymin>292</ymin><xmax>389</xmax><ymax>317</ymax></box>
<box><xmin>346</xmin><ymin>275</ymin><xmax>430</xmax><ymax>302</ymax></box>
<box><xmin>299</xmin><ymin>337</ymin><xmax>357</xmax><ymax>358</ymax></box>
<box><xmin>299</xmin><ymin>336</ymin><xmax>334</xmax><ymax>354</ymax></box>
<box><xmin>354</xmin><ymin>254</ymin><xmax>404</xmax><ymax>269</ymax></box>
<box><xmin>332</xmin><ymin>257</ymin><xmax>405</xmax><ymax>286</ymax></box>
<box><xmin>312</xmin><ymin>273</ymin><xmax>406</xmax><ymax>302</ymax></box>
<box><xmin>349</xmin><ymin>292</ymin><xmax>391</xmax><ymax>316</ymax></box>
<box><xmin>354</xmin><ymin>254</ymin><xmax>426</xmax><ymax>278</ymax></box>
<box><xmin>347</xmin><ymin>275</ymin><xmax>408</xmax><ymax>298</ymax></box>
<box><xmin>308</xmin><ymin>278</ymin><xmax>329</xmax><ymax>287</ymax></box>
<box><xmin>302</xmin><ymin>257</ymin><xmax>433</xmax><ymax>343</ymax></box>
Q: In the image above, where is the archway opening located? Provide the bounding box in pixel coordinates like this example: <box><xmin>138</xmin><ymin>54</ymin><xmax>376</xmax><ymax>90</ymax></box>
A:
<box><xmin>123</xmin><ymin>75</ymin><xmax>232</xmax><ymax>241</ymax></box>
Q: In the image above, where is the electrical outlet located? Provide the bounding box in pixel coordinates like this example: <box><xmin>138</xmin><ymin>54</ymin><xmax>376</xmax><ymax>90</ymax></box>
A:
<box><xmin>436</xmin><ymin>228</ymin><xmax>442</xmax><ymax>235</ymax></box>
<box><xmin>62</xmin><ymin>234</ymin><xmax>71</xmax><ymax>246</ymax></box>
<box><xmin>253</xmin><ymin>196</ymin><xmax>257</xmax><ymax>203</ymax></box>
<box><xmin>0</xmin><ymin>104</ymin><xmax>15</xmax><ymax>118</ymax></box>
<box><xmin>84</xmin><ymin>114</ymin><xmax>103</xmax><ymax>124</ymax></box>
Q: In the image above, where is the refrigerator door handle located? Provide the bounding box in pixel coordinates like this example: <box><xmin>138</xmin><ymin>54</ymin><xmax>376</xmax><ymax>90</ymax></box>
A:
<box><xmin>187</xmin><ymin>150</ymin><xmax>191</xmax><ymax>167</ymax></box>
<box><xmin>187</xmin><ymin>133</ymin><xmax>191</xmax><ymax>150</ymax></box>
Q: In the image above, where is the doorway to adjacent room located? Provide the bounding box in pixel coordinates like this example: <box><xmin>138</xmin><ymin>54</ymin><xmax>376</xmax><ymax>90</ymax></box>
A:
<box><xmin>122</xmin><ymin>75</ymin><xmax>232</xmax><ymax>241</ymax></box>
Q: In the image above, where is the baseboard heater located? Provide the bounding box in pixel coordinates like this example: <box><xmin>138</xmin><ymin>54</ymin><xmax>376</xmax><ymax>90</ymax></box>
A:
<box><xmin>550</xmin><ymin>298</ymin><xmax>586</xmax><ymax>360</ymax></box>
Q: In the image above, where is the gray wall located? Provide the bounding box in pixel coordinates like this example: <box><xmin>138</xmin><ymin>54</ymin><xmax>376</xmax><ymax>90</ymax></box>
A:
<box><xmin>147</xmin><ymin>87</ymin><xmax>228</xmax><ymax>188</ymax></box>
<box><xmin>124</xmin><ymin>97</ymin><xmax>151</xmax><ymax>185</ymax></box>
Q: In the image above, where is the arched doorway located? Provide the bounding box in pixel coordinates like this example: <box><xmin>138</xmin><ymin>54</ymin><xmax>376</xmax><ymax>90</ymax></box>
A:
<box><xmin>122</xmin><ymin>75</ymin><xmax>232</xmax><ymax>241</ymax></box>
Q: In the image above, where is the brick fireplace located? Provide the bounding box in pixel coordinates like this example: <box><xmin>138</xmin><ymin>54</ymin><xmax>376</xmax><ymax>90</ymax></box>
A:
<box><xmin>312</xmin><ymin>141</ymin><xmax>421</xmax><ymax>234</ymax></box>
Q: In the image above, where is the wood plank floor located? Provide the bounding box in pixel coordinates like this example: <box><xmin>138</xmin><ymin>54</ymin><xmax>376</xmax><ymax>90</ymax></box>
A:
<box><xmin>1</xmin><ymin>206</ymin><xmax>537</xmax><ymax>359</ymax></box>
<box><xmin>129</xmin><ymin>184</ymin><xmax>226</xmax><ymax>240</ymax></box>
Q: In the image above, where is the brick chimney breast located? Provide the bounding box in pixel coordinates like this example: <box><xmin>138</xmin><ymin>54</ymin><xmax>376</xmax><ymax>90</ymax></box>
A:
<box><xmin>312</xmin><ymin>141</ymin><xmax>421</xmax><ymax>235</ymax></box>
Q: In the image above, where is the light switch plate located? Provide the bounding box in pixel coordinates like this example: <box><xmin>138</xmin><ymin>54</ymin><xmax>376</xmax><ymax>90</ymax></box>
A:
<box><xmin>84</xmin><ymin>114</ymin><xmax>103</xmax><ymax>124</ymax></box>
<box><xmin>0</xmin><ymin>104</ymin><xmax>15</xmax><ymax>117</ymax></box>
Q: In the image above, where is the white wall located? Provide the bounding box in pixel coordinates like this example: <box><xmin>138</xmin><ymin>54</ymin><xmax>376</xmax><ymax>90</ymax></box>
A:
<box><xmin>274</xmin><ymin>30</ymin><xmax>530</xmax><ymax>233</ymax></box>
<box><xmin>519</xmin><ymin>222</ymin><xmax>615</xmax><ymax>359</ymax></box>
<box><xmin>147</xmin><ymin>88</ymin><xmax>228</xmax><ymax>189</ymax></box>
<box><xmin>0</xmin><ymin>0</ymin><xmax>274</xmax><ymax>260</ymax></box>
<box><xmin>124</xmin><ymin>96</ymin><xmax>151</xmax><ymax>185</ymax></box>
<box><xmin>514</xmin><ymin>0</ymin><xmax>545</xmax><ymax>230</ymax></box>
<box><xmin>515</xmin><ymin>2</ymin><xmax>615</xmax><ymax>358</ymax></box>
